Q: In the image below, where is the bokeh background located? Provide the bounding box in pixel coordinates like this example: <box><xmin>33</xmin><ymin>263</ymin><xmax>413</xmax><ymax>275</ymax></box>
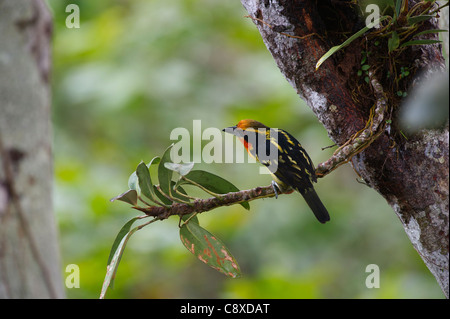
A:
<box><xmin>47</xmin><ymin>0</ymin><xmax>444</xmax><ymax>298</ymax></box>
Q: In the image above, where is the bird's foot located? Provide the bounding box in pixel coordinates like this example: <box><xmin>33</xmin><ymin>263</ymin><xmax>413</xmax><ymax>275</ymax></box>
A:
<box><xmin>271</xmin><ymin>180</ymin><xmax>281</xmax><ymax>199</ymax></box>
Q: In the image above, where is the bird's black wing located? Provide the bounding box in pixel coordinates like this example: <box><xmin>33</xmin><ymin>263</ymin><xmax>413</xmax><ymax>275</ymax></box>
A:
<box><xmin>272</xmin><ymin>129</ymin><xmax>317</xmax><ymax>194</ymax></box>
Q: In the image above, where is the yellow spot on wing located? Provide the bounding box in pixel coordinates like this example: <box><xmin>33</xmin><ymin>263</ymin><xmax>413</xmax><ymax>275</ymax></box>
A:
<box><xmin>287</xmin><ymin>155</ymin><xmax>298</xmax><ymax>164</ymax></box>
<box><xmin>270</xmin><ymin>137</ymin><xmax>283</xmax><ymax>152</ymax></box>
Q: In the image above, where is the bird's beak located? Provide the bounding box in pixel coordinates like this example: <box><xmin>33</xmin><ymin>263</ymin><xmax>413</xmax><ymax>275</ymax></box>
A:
<box><xmin>222</xmin><ymin>125</ymin><xmax>237</xmax><ymax>133</ymax></box>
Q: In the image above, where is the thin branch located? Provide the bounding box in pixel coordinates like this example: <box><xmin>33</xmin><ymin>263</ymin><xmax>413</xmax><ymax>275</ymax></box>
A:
<box><xmin>131</xmin><ymin>73</ymin><xmax>388</xmax><ymax>222</ymax></box>
<box><xmin>132</xmin><ymin>71</ymin><xmax>389</xmax><ymax>220</ymax></box>
<box><xmin>133</xmin><ymin>185</ymin><xmax>279</xmax><ymax>219</ymax></box>
<box><xmin>316</xmin><ymin>70</ymin><xmax>388</xmax><ymax>177</ymax></box>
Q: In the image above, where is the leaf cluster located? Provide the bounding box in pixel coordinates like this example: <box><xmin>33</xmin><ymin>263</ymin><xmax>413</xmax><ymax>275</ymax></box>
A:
<box><xmin>101</xmin><ymin>144</ymin><xmax>249</xmax><ymax>298</ymax></box>
<box><xmin>316</xmin><ymin>0</ymin><xmax>447</xmax><ymax>69</ymax></box>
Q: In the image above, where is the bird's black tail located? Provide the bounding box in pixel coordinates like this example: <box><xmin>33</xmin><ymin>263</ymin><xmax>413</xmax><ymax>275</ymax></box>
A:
<box><xmin>301</xmin><ymin>188</ymin><xmax>330</xmax><ymax>224</ymax></box>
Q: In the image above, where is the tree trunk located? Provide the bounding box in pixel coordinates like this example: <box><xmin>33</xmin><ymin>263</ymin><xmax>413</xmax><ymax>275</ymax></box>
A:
<box><xmin>240</xmin><ymin>0</ymin><xmax>448</xmax><ymax>297</ymax></box>
<box><xmin>0</xmin><ymin>0</ymin><xmax>64</xmax><ymax>298</ymax></box>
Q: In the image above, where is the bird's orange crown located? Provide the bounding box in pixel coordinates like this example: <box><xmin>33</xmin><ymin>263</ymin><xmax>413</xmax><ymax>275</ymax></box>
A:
<box><xmin>236</xmin><ymin>119</ymin><xmax>269</xmax><ymax>130</ymax></box>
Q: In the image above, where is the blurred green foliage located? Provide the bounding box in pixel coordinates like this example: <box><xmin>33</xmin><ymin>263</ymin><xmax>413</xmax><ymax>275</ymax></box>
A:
<box><xmin>47</xmin><ymin>0</ymin><xmax>443</xmax><ymax>298</ymax></box>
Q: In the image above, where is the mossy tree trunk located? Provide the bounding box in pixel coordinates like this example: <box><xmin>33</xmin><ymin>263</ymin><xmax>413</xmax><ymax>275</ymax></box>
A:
<box><xmin>240</xmin><ymin>0</ymin><xmax>448</xmax><ymax>297</ymax></box>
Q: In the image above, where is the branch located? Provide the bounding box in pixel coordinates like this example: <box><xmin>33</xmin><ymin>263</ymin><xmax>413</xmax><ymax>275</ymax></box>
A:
<box><xmin>316</xmin><ymin>70</ymin><xmax>389</xmax><ymax>177</ymax></box>
<box><xmin>133</xmin><ymin>185</ymin><xmax>282</xmax><ymax>219</ymax></box>
<box><xmin>133</xmin><ymin>72</ymin><xmax>389</xmax><ymax>220</ymax></box>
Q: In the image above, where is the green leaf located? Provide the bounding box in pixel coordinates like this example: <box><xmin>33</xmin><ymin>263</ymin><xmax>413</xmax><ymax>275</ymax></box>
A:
<box><xmin>414</xmin><ymin>29</ymin><xmax>448</xmax><ymax>37</ymax></box>
<box><xmin>394</xmin><ymin>0</ymin><xmax>402</xmax><ymax>19</ymax></box>
<box><xmin>388</xmin><ymin>31</ymin><xmax>400</xmax><ymax>52</ymax></box>
<box><xmin>110</xmin><ymin>189</ymin><xmax>138</xmax><ymax>206</ymax></box>
<box><xmin>361</xmin><ymin>64</ymin><xmax>370</xmax><ymax>71</ymax></box>
<box><xmin>101</xmin><ymin>217</ymin><xmax>142</xmax><ymax>298</ymax></box>
<box><xmin>128</xmin><ymin>157</ymin><xmax>160</xmax><ymax>194</ymax></box>
<box><xmin>407</xmin><ymin>15</ymin><xmax>435</xmax><ymax>26</ymax></box>
<box><xmin>170</xmin><ymin>183</ymin><xmax>192</xmax><ymax>203</ymax></box>
<box><xmin>136</xmin><ymin>158</ymin><xmax>162</xmax><ymax>205</ymax></box>
<box><xmin>181</xmin><ymin>170</ymin><xmax>250</xmax><ymax>210</ymax></box>
<box><xmin>106</xmin><ymin>217</ymin><xmax>141</xmax><ymax>265</ymax></box>
<box><xmin>360</xmin><ymin>53</ymin><xmax>367</xmax><ymax>65</ymax></box>
<box><xmin>164</xmin><ymin>162</ymin><xmax>195</xmax><ymax>176</ymax></box>
<box><xmin>128</xmin><ymin>171</ymin><xmax>139</xmax><ymax>192</ymax></box>
<box><xmin>400</xmin><ymin>39</ymin><xmax>442</xmax><ymax>47</ymax></box>
<box><xmin>181</xmin><ymin>212</ymin><xmax>199</xmax><ymax>225</ymax></box>
<box><xmin>316</xmin><ymin>46</ymin><xmax>342</xmax><ymax>70</ymax></box>
<box><xmin>316</xmin><ymin>16</ymin><xmax>387</xmax><ymax>70</ymax></box>
<box><xmin>158</xmin><ymin>144</ymin><xmax>175</xmax><ymax>197</ymax></box>
<box><xmin>153</xmin><ymin>185</ymin><xmax>173</xmax><ymax>205</ymax></box>
<box><xmin>153</xmin><ymin>181</ymin><xmax>192</xmax><ymax>205</ymax></box>
<box><xmin>180</xmin><ymin>221</ymin><xmax>241</xmax><ymax>278</ymax></box>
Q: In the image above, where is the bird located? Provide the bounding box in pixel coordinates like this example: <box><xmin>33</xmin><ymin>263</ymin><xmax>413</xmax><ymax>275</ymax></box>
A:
<box><xmin>223</xmin><ymin>119</ymin><xmax>330</xmax><ymax>224</ymax></box>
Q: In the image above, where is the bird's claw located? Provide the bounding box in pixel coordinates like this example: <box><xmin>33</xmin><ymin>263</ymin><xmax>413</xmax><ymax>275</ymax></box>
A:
<box><xmin>271</xmin><ymin>180</ymin><xmax>281</xmax><ymax>199</ymax></box>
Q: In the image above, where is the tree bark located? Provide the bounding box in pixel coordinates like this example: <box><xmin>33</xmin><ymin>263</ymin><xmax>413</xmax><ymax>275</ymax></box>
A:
<box><xmin>240</xmin><ymin>0</ymin><xmax>448</xmax><ymax>297</ymax></box>
<box><xmin>0</xmin><ymin>0</ymin><xmax>64</xmax><ymax>298</ymax></box>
